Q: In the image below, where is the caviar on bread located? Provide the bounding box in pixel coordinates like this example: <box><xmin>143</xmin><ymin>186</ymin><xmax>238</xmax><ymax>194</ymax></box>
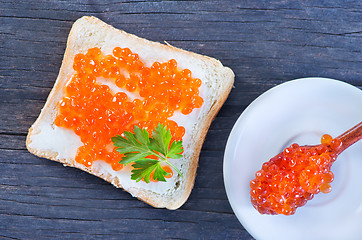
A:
<box><xmin>26</xmin><ymin>16</ymin><xmax>234</xmax><ymax>209</ymax></box>
<box><xmin>55</xmin><ymin>46</ymin><xmax>203</xmax><ymax>177</ymax></box>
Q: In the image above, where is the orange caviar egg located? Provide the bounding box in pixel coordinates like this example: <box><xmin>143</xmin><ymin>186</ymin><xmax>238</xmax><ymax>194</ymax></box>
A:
<box><xmin>55</xmin><ymin>47</ymin><xmax>203</xmax><ymax>181</ymax></box>
<box><xmin>250</xmin><ymin>134</ymin><xmax>340</xmax><ymax>215</ymax></box>
<box><xmin>163</xmin><ymin>165</ymin><xmax>173</xmax><ymax>178</ymax></box>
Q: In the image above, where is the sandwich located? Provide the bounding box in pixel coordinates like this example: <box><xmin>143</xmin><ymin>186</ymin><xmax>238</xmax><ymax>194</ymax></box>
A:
<box><xmin>26</xmin><ymin>16</ymin><xmax>234</xmax><ymax>209</ymax></box>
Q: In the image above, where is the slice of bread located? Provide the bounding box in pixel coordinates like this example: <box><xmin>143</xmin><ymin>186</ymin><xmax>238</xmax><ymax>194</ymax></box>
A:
<box><xmin>26</xmin><ymin>16</ymin><xmax>234</xmax><ymax>209</ymax></box>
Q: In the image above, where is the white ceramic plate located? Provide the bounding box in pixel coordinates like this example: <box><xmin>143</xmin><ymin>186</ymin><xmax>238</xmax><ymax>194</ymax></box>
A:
<box><xmin>224</xmin><ymin>78</ymin><xmax>362</xmax><ymax>240</ymax></box>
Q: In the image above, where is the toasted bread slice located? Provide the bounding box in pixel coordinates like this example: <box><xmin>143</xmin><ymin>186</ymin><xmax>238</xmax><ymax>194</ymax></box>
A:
<box><xmin>26</xmin><ymin>16</ymin><xmax>234</xmax><ymax>209</ymax></box>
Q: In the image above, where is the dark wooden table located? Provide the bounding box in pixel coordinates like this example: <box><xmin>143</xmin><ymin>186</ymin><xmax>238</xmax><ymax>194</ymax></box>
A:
<box><xmin>1</xmin><ymin>1</ymin><xmax>361</xmax><ymax>239</ymax></box>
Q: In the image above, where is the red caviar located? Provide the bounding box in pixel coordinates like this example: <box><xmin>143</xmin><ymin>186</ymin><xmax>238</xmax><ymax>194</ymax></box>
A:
<box><xmin>54</xmin><ymin>47</ymin><xmax>203</xmax><ymax>176</ymax></box>
<box><xmin>250</xmin><ymin>134</ymin><xmax>342</xmax><ymax>215</ymax></box>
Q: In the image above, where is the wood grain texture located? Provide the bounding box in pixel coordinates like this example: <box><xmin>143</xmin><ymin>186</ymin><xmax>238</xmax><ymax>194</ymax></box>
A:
<box><xmin>0</xmin><ymin>0</ymin><xmax>361</xmax><ymax>239</ymax></box>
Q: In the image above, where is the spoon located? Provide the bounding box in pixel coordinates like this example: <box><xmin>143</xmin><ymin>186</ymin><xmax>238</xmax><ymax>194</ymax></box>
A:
<box><xmin>334</xmin><ymin>121</ymin><xmax>362</xmax><ymax>155</ymax></box>
<box><xmin>250</xmin><ymin>121</ymin><xmax>362</xmax><ymax>215</ymax></box>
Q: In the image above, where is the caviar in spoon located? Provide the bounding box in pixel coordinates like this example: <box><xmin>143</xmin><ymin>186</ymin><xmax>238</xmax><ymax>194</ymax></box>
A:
<box><xmin>250</xmin><ymin>121</ymin><xmax>362</xmax><ymax>215</ymax></box>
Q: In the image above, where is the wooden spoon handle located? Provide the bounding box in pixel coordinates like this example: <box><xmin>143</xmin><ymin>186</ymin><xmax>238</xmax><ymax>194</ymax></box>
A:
<box><xmin>336</xmin><ymin>121</ymin><xmax>362</xmax><ymax>154</ymax></box>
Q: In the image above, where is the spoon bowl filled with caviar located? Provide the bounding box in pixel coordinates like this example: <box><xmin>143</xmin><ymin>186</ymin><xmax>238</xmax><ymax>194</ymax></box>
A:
<box><xmin>223</xmin><ymin>78</ymin><xmax>362</xmax><ymax>240</ymax></box>
<box><xmin>250</xmin><ymin>121</ymin><xmax>361</xmax><ymax>216</ymax></box>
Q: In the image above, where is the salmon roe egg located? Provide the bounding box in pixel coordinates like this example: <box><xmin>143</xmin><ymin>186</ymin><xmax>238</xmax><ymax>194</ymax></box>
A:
<box><xmin>55</xmin><ymin>47</ymin><xmax>203</xmax><ymax>179</ymax></box>
<box><xmin>250</xmin><ymin>134</ymin><xmax>340</xmax><ymax>215</ymax></box>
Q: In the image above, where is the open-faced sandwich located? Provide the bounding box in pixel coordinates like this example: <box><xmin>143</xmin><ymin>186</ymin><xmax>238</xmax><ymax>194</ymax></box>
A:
<box><xmin>26</xmin><ymin>16</ymin><xmax>234</xmax><ymax>209</ymax></box>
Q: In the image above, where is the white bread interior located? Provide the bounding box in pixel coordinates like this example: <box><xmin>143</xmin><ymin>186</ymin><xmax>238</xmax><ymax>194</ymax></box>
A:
<box><xmin>26</xmin><ymin>16</ymin><xmax>234</xmax><ymax>209</ymax></box>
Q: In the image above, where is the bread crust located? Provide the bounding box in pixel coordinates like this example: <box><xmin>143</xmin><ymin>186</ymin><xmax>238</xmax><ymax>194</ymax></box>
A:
<box><xmin>26</xmin><ymin>16</ymin><xmax>234</xmax><ymax>209</ymax></box>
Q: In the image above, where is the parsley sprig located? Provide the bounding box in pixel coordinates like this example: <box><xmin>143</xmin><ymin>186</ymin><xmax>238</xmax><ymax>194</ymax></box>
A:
<box><xmin>111</xmin><ymin>124</ymin><xmax>183</xmax><ymax>183</ymax></box>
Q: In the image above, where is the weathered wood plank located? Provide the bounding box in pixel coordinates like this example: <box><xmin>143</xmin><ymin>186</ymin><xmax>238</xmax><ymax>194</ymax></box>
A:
<box><xmin>0</xmin><ymin>149</ymin><xmax>243</xmax><ymax>239</ymax></box>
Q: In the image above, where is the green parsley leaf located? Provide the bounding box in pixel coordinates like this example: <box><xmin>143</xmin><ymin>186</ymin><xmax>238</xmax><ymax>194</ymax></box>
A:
<box><xmin>168</xmin><ymin>141</ymin><xmax>183</xmax><ymax>159</ymax></box>
<box><xmin>150</xmin><ymin>123</ymin><xmax>172</xmax><ymax>156</ymax></box>
<box><xmin>112</xmin><ymin>124</ymin><xmax>184</xmax><ymax>183</ymax></box>
<box><xmin>131</xmin><ymin>159</ymin><xmax>159</xmax><ymax>183</ymax></box>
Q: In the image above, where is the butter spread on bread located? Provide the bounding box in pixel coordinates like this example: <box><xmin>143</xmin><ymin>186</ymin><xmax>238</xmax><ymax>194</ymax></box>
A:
<box><xmin>26</xmin><ymin>16</ymin><xmax>234</xmax><ymax>209</ymax></box>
